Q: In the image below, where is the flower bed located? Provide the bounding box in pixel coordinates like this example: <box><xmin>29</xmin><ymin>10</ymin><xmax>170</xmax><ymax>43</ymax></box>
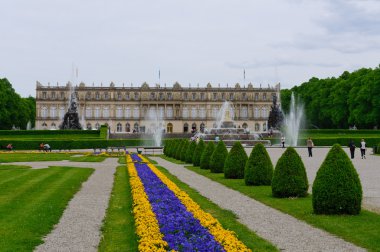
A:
<box><xmin>128</xmin><ymin>154</ymin><xmax>251</xmax><ymax>252</ymax></box>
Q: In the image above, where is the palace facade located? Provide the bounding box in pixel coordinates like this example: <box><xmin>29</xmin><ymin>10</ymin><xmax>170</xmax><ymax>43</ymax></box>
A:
<box><xmin>35</xmin><ymin>81</ymin><xmax>280</xmax><ymax>133</ymax></box>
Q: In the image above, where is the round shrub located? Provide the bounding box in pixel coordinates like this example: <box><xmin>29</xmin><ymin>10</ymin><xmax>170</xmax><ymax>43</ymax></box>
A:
<box><xmin>245</xmin><ymin>143</ymin><xmax>274</xmax><ymax>185</ymax></box>
<box><xmin>312</xmin><ymin>144</ymin><xmax>362</xmax><ymax>215</ymax></box>
<box><xmin>200</xmin><ymin>142</ymin><xmax>215</xmax><ymax>169</ymax></box>
<box><xmin>180</xmin><ymin>140</ymin><xmax>190</xmax><ymax>162</ymax></box>
<box><xmin>192</xmin><ymin>139</ymin><xmax>205</xmax><ymax>166</ymax></box>
<box><xmin>209</xmin><ymin>141</ymin><xmax>228</xmax><ymax>173</ymax></box>
<box><xmin>224</xmin><ymin>142</ymin><xmax>248</xmax><ymax>179</ymax></box>
<box><xmin>185</xmin><ymin>141</ymin><xmax>197</xmax><ymax>163</ymax></box>
<box><xmin>271</xmin><ymin>147</ymin><xmax>308</xmax><ymax>198</ymax></box>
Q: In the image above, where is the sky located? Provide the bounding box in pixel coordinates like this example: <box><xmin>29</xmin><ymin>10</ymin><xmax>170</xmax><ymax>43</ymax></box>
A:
<box><xmin>1</xmin><ymin>0</ymin><xmax>380</xmax><ymax>98</ymax></box>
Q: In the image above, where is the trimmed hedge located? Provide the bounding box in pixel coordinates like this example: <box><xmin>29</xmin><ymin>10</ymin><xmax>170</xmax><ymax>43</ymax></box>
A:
<box><xmin>185</xmin><ymin>141</ymin><xmax>197</xmax><ymax>163</ymax></box>
<box><xmin>224</xmin><ymin>142</ymin><xmax>248</xmax><ymax>179</ymax></box>
<box><xmin>272</xmin><ymin>147</ymin><xmax>309</xmax><ymax>198</ymax></box>
<box><xmin>244</xmin><ymin>143</ymin><xmax>274</xmax><ymax>186</ymax></box>
<box><xmin>192</xmin><ymin>139</ymin><xmax>205</xmax><ymax>166</ymax></box>
<box><xmin>200</xmin><ymin>142</ymin><xmax>215</xmax><ymax>169</ymax></box>
<box><xmin>175</xmin><ymin>140</ymin><xmax>185</xmax><ymax>160</ymax></box>
<box><xmin>180</xmin><ymin>140</ymin><xmax>190</xmax><ymax>162</ymax></box>
<box><xmin>312</xmin><ymin>144</ymin><xmax>362</xmax><ymax>215</ymax></box>
<box><xmin>209</xmin><ymin>141</ymin><xmax>228</xmax><ymax>173</ymax></box>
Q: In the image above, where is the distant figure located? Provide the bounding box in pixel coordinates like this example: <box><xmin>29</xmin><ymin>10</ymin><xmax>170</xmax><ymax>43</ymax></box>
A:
<box><xmin>6</xmin><ymin>143</ymin><xmax>13</xmax><ymax>151</ymax></box>
<box><xmin>307</xmin><ymin>137</ymin><xmax>314</xmax><ymax>157</ymax></box>
<box><xmin>281</xmin><ymin>136</ymin><xmax>285</xmax><ymax>148</ymax></box>
<box><xmin>349</xmin><ymin>140</ymin><xmax>356</xmax><ymax>159</ymax></box>
<box><xmin>39</xmin><ymin>143</ymin><xmax>44</xmax><ymax>152</ymax></box>
<box><xmin>360</xmin><ymin>138</ymin><xmax>366</xmax><ymax>159</ymax></box>
<box><xmin>44</xmin><ymin>143</ymin><xmax>51</xmax><ymax>152</ymax></box>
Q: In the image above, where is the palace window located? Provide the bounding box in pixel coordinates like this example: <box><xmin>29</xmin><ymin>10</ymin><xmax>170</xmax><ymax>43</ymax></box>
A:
<box><xmin>150</xmin><ymin>92</ymin><xmax>156</xmax><ymax>100</ymax></box>
<box><xmin>159</xmin><ymin>106</ymin><xmax>164</xmax><ymax>118</ymax></box>
<box><xmin>125</xmin><ymin>107</ymin><xmax>131</xmax><ymax>118</ymax></box>
<box><xmin>159</xmin><ymin>93</ymin><xmax>164</xmax><ymax>100</ymax></box>
<box><xmin>59</xmin><ymin>106</ymin><xmax>65</xmax><ymax>119</ymax></box>
<box><xmin>134</xmin><ymin>92</ymin><xmax>139</xmax><ymax>100</ymax></box>
<box><xmin>103</xmin><ymin>106</ymin><xmax>109</xmax><ymax>118</ymax></box>
<box><xmin>117</xmin><ymin>92</ymin><xmax>122</xmax><ymax>100</ymax></box>
<box><xmin>104</xmin><ymin>92</ymin><xmax>109</xmax><ymax>100</ymax></box>
<box><xmin>229</xmin><ymin>93</ymin><xmax>234</xmax><ymax>100</ymax></box>
<box><xmin>199</xmin><ymin>107</ymin><xmax>206</xmax><ymax>119</ymax></box>
<box><xmin>60</xmin><ymin>92</ymin><xmax>65</xmax><ymax>99</ymax></box>
<box><xmin>242</xmin><ymin>93</ymin><xmax>247</xmax><ymax>100</ymax></box>
<box><xmin>166</xmin><ymin>106</ymin><xmax>173</xmax><ymax>118</ymax></box>
<box><xmin>200</xmin><ymin>123</ymin><xmax>205</xmax><ymax>133</ymax></box>
<box><xmin>263</xmin><ymin>93</ymin><xmax>267</xmax><ymax>101</ymax></box>
<box><xmin>241</xmin><ymin>106</ymin><xmax>248</xmax><ymax>119</ymax></box>
<box><xmin>182</xmin><ymin>107</ymin><xmax>189</xmax><ymax>118</ymax></box>
<box><xmin>116</xmin><ymin>106</ymin><xmax>123</xmax><ymax>118</ymax></box>
<box><xmin>86</xmin><ymin>92</ymin><xmax>91</xmax><ymax>100</ymax></box>
<box><xmin>167</xmin><ymin>93</ymin><xmax>173</xmax><ymax>100</ymax></box>
<box><xmin>86</xmin><ymin>123</ymin><xmax>92</xmax><ymax>130</ymax></box>
<box><xmin>133</xmin><ymin>107</ymin><xmax>139</xmax><ymax>118</ymax></box>
<box><xmin>134</xmin><ymin>123</ymin><xmax>139</xmax><ymax>132</ymax></box>
<box><xmin>213</xmin><ymin>93</ymin><xmax>217</xmax><ymax>100</ymax></box>
<box><xmin>254</xmin><ymin>93</ymin><xmax>258</xmax><ymax>101</ymax></box>
<box><xmin>126</xmin><ymin>123</ymin><xmax>130</xmax><ymax>132</ymax></box>
<box><xmin>255</xmin><ymin>123</ymin><xmax>260</xmax><ymax>131</ymax></box>
<box><xmin>117</xmin><ymin>123</ymin><xmax>122</xmax><ymax>132</ymax></box>
<box><xmin>261</xmin><ymin>107</ymin><xmax>267</xmax><ymax>118</ymax></box>
<box><xmin>86</xmin><ymin>107</ymin><xmax>92</xmax><ymax>118</ymax></box>
<box><xmin>50</xmin><ymin>106</ymin><xmax>57</xmax><ymax>118</ymax></box>
<box><xmin>254</xmin><ymin>107</ymin><xmax>259</xmax><ymax>118</ymax></box>
<box><xmin>183</xmin><ymin>123</ymin><xmax>189</xmax><ymax>133</ymax></box>
<box><xmin>212</xmin><ymin>107</ymin><xmax>218</xmax><ymax>118</ymax></box>
<box><xmin>95</xmin><ymin>123</ymin><xmax>100</xmax><ymax>130</ymax></box>
<box><xmin>183</xmin><ymin>92</ymin><xmax>188</xmax><ymax>100</ymax></box>
<box><xmin>191</xmin><ymin>107</ymin><xmax>197</xmax><ymax>119</ymax></box>
<box><xmin>167</xmin><ymin>123</ymin><xmax>173</xmax><ymax>133</ymax></box>
<box><xmin>126</xmin><ymin>92</ymin><xmax>130</xmax><ymax>100</ymax></box>
<box><xmin>200</xmin><ymin>93</ymin><xmax>205</xmax><ymax>100</ymax></box>
<box><xmin>192</xmin><ymin>93</ymin><xmax>197</xmax><ymax>100</ymax></box>
<box><xmin>263</xmin><ymin>122</ymin><xmax>267</xmax><ymax>132</ymax></box>
<box><xmin>42</xmin><ymin>92</ymin><xmax>47</xmax><ymax>99</ymax></box>
<box><xmin>96</xmin><ymin>92</ymin><xmax>100</xmax><ymax>100</ymax></box>
<box><xmin>41</xmin><ymin>107</ymin><xmax>48</xmax><ymax>118</ymax></box>
<box><xmin>95</xmin><ymin>107</ymin><xmax>100</xmax><ymax>118</ymax></box>
<box><xmin>51</xmin><ymin>92</ymin><xmax>56</xmax><ymax>99</ymax></box>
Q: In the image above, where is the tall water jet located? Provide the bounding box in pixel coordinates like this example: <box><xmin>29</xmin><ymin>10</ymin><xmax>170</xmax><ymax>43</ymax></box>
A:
<box><xmin>215</xmin><ymin>101</ymin><xmax>235</xmax><ymax>128</ymax></box>
<box><xmin>26</xmin><ymin>121</ymin><xmax>32</xmax><ymax>130</ymax></box>
<box><xmin>145</xmin><ymin>107</ymin><xmax>165</xmax><ymax>146</ymax></box>
<box><xmin>284</xmin><ymin>92</ymin><xmax>304</xmax><ymax>146</ymax></box>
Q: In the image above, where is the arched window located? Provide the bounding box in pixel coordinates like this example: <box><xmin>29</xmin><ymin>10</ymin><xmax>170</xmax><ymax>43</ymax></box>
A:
<box><xmin>95</xmin><ymin>92</ymin><xmax>100</xmax><ymax>100</ymax></box>
<box><xmin>183</xmin><ymin>123</ymin><xmax>189</xmax><ymax>133</ymax></box>
<box><xmin>262</xmin><ymin>107</ymin><xmax>267</xmax><ymax>118</ymax></box>
<box><xmin>42</xmin><ymin>122</ymin><xmax>47</xmax><ymax>129</ymax></box>
<box><xmin>263</xmin><ymin>122</ymin><xmax>267</xmax><ymax>132</ymax></box>
<box><xmin>182</xmin><ymin>107</ymin><xmax>188</xmax><ymax>118</ymax></box>
<box><xmin>50</xmin><ymin>106</ymin><xmax>57</xmax><ymax>118</ymax></box>
<box><xmin>103</xmin><ymin>106</ymin><xmax>109</xmax><ymax>118</ymax></box>
<box><xmin>95</xmin><ymin>123</ymin><xmax>100</xmax><ymax>130</ymax></box>
<box><xmin>255</xmin><ymin>123</ymin><xmax>260</xmax><ymax>131</ymax></box>
<box><xmin>242</xmin><ymin>123</ymin><xmax>248</xmax><ymax>129</ymax></box>
<box><xmin>86</xmin><ymin>107</ymin><xmax>92</xmax><ymax>118</ymax></box>
<box><xmin>133</xmin><ymin>106</ymin><xmax>139</xmax><ymax>118</ymax></box>
<box><xmin>87</xmin><ymin>123</ymin><xmax>92</xmax><ymax>130</ymax></box>
<box><xmin>212</xmin><ymin>107</ymin><xmax>218</xmax><ymax>118</ymax></box>
<box><xmin>116</xmin><ymin>123</ymin><xmax>122</xmax><ymax>132</ymax></box>
<box><xmin>191</xmin><ymin>107</ymin><xmax>197</xmax><ymax>119</ymax></box>
<box><xmin>241</xmin><ymin>106</ymin><xmax>248</xmax><ymax>119</ymax></box>
<box><xmin>59</xmin><ymin>106</ymin><xmax>65</xmax><ymax>119</ymax></box>
<box><xmin>192</xmin><ymin>123</ymin><xmax>197</xmax><ymax>132</ymax></box>
<box><xmin>126</xmin><ymin>123</ymin><xmax>130</xmax><ymax>132</ymax></box>
<box><xmin>51</xmin><ymin>123</ymin><xmax>56</xmax><ymax>130</ymax></box>
<box><xmin>200</xmin><ymin>123</ymin><xmax>205</xmax><ymax>133</ymax></box>
<box><xmin>167</xmin><ymin>123</ymin><xmax>173</xmax><ymax>133</ymax></box>
<box><xmin>254</xmin><ymin>108</ymin><xmax>259</xmax><ymax>118</ymax></box>
<box><xmin>134</xmin><ymin>123</ymin><xmax>139</xmax><ymax>132</ymax></box>
<box><xmin>95</xmin><ymin>107</ymin><xmax>100</xmax><ymax>118</ymax></box>
<box><xmin>166</xmin><ymin>106</ymin><xmax>173</xmax><ymax>118</ymax></box>
<box><xmin>116</xmin><ymin>106</ymin><xmax>123</xmax><ymax>118</ymax></box>
<box><xmin>199</xmin><ymin>107</ymin><xmax>206</xmax><ymax>119</ymax></box>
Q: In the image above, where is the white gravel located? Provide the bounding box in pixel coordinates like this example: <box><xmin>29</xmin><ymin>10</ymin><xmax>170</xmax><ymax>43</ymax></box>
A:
<box><xmin>151</xmin><ymin>156</ymin><xmax>366</xmax><ymax>252</ymax></box>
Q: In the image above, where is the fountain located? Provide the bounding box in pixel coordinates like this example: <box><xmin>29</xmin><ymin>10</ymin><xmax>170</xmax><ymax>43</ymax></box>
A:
<box><xmin>144</xmin><ymin>107</ymin><xmax>165</xmax><ymax>146</ymax></box>
<box><xmin>59</xmin><ymin>85</ymin><xmax>82</xmax><ymax>130</ymax></box>
<box><xmin>284</xmin><ymin>92</ymin><xmax>304</xmax><ymax>146</ymax></box>
<box><xmin>197</xmin><ymin>101</ymin><xmax>270</xmax><ymax>146</ymax></box>
<box><xmin>26</xmin><ymin>121</ymin><xmax>32</xmax><ymax>130</ymax></box>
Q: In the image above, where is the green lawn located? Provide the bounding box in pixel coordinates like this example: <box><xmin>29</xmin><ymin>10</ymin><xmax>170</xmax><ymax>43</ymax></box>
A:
<box><xmin>98</xmin><ymin>166</ymin><xmax>138</xmax><ymax>252</ymax></box>
<box><xmin>182</xmin><ymin>164</ymin><xmax>380</xmax><ymax>252</ymax></box>
<box><xmin>69</xmin><ymin>155</ymin><xmax>107</xmax><ymax>162</ymax></box>
<box><xmin>0</xmin><ymin>165</ymin><xmax>94</xmax><ymax>251</ymax></box>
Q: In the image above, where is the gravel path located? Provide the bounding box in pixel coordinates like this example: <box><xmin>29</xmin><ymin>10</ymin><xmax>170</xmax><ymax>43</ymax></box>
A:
<box><xmin>151</xmin><ymin>156</ymin><xmax>366</xmax><ymax>252</ymax></box>
<box><xmin>7</xmin><ymin>158</ymin><xmax>120</xmax><ymax>252</ymax></box>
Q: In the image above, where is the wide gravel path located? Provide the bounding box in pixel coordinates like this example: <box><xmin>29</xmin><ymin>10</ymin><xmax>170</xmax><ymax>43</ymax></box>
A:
<box><xmin>5</xmin><ymin>158</ymin><xmax>119</xmax><ymax>252</ymax></box>
<box><xmin>151</xmin><ymin>156</ymin><xmax>366</xmax><ymax>252</ymax></box>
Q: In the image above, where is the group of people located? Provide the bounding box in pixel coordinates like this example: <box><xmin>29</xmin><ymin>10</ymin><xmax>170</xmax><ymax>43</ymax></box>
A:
<box><xmin>349</xmin><ymin>139</ymin><xmax>366</xmax><ymax>159</ymax></box>
<box><xmin>39</xmin><ymin>143</ymin><xmax>51</xmax><ymax>152</ymax></box>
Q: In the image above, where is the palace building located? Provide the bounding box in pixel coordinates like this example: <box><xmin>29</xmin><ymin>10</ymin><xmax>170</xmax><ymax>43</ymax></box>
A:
<box><xmin>35</xmin><ymin>81</ymin><xmax>280</xmax><ymax>133</ymax></box>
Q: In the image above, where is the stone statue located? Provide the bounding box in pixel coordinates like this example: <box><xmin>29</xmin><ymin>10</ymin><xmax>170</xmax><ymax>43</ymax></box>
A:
<box><xmin>268</xmin><ymin>94</ymin><xmax>284</xmax><ymax>130</ymax></box>
<box><xmin>60</xmin><ymin>91</ymin><xmax>82</xmax><ymax>130</ymax></box>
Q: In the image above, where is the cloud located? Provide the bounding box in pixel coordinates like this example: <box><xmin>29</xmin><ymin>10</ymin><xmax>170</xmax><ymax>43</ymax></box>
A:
<box><xmin>225</xmin><ymin>58</ymin><xmax>341</xmax><ymax>69</ymax></box>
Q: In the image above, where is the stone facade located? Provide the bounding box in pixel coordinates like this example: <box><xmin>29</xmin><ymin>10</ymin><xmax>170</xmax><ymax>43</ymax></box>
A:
<box><xmin>35</xmin><ymin>81</ymin><xmax>280</xmax><ymax>133</ymax></box>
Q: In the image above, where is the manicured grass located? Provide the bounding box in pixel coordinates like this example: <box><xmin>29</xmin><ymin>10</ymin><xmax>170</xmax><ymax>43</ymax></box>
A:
<box><xmin>159</xmin><ymin>155</ymin><xmax>186</xmax><ymax>164</ymax></box>
<box><xmin>184</xmin><ymin>165</ymin><xmax>380</xmax><ymax>252</ymax></box>
<box><xmin>69</xmin><ymin>155</ymin><xmax>107</xmax><ymax>162</ymax></box>
<box><xmin>0</xmin><ymin>165</ymin><xmax>94</xmax><ymax>251</ymax></box>
<box><xmin>0</xmin><ymin>153</ymin><xmax>73</xmax><ymax>162</ymax></box>
<box><xmin>99</xmin><ymin>166</ymin><xmax>137</xmax><ymax>252</ymax></box>
<box><xmin>155</xmin><ymin>165</ymin><xmax>278</xmax><ymax>252</ymax></box>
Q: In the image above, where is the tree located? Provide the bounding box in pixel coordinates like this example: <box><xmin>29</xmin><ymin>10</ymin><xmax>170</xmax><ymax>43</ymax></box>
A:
<box><xmin>272</xmin><ymin>147</ymin><xmax>308</xmax><ymax>198</ymax></box>
<box><xmin>209</xmin><ymin>141</ymin><xmax>228</xmax><ymax>173</ymax></box>
<box><xmin>312</xmin><ymin>144</ymin><xmax>362</xmax><ymax>215</ymax></box>
<box><xmin>185</xmin><ymin>141</ymin><xmax>197</xmax><ymax>163</ymax></box>
<box><xmin>180</xmin><ymin>140</ymin><xmax>190</xmax><ymax>162</ymax></box>
<box><xmin>244</xmin><ymin>143</ymin><xmax>273</xmax><ymax>185</ymax></box>
<box><xmin>224</xmin><ymin>142</ymin><xmax>248</xmax><ymax>179</ymax></box>
<box><xmin>192</xmin><ymin>139</ymin><xmax>205</xmax><ymax>166</ymax></box>
<box><xmin>200</xmin><ymin>142</ymin><xmax>215</xmax><ymax>169</ymax></box>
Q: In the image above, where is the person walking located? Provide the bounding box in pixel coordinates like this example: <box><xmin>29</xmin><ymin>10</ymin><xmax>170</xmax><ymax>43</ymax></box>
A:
<box><xmin>307</xmin><ymin>137</ymin><xmax>314</xmax><ymax>157</ymax></box>
<box><xmin>281</xmin><ymin>136</ymin><xmax>285</xmax><ymax>148</ymax></box>
<box><xmin>360</xmin><ymin>138</ymin><xmax>366</xmax><ymax>159</ymax></box>
<box><xmin>349</xmin><ymin>140</ymin><xmax>356</xmax><ymax>159</ymax></box>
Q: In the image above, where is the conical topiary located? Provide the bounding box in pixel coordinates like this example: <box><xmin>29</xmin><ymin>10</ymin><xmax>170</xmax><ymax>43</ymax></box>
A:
<box><xmin>271</xmin><ymin>147</ymin><xmax>308</xmax><ymax>198</ymax></box>
<box><xmin>245</xmin><ymin>143</ymin><xmax>274</xmax><ymax>185</ymax></box>
<box><xmin>200</xmin><ymin>142</ymin><xmax>215</xmax><ymax>169</ymax></box>
<box><xmin>170</xmin><ymin>139</ymin><xmax>180</xmax><ymax>158</ymax></box>
<box><xmin>180</xmin><ymin>140</ymin><xmax>190</xmax><ymax>162</ymax></box>
<box><xmin>192</xmin><ymin>139</ymin><xmax>205</xmax><ymax>166</ymax></box>
<box><xmin>185</xmin><ymin>141</ymin><xmax>197</xmax><ymax>163</ymax></box>
<box><xmin>175</xmin><ymin>140</ymin><xmax>185</xmax><ymax>160</ymax></box>
<box><xmin>312</xmin><ymin>144</ymin><xmax>362</xmax><ymax>215</ymax></box>
<box><xmin>224</xmin><ymin>142</ymin><xmax>248</xmax><ymax>179</ymax></box>
<box><xmin>209</xmin><ymin>141</ymin><xmax>228</xmax><ymax>173</ymax></box>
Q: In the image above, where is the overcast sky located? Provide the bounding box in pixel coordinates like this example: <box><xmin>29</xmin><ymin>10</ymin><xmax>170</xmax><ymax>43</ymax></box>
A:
<box><xmin>1</xmin><ymin>0</ymin><xmax>380</xmax><ymax>97</ymax></box>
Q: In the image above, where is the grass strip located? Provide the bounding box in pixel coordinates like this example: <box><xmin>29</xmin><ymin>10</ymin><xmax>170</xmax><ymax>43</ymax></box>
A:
<box><xmin>183</xmin><ymin>164</ymin><xmax>380</xmax><ymax>252</ymax></box>
<box><xmin>69</xmin><ymin>155</ymin><xmax>107</xmax><ymax>162</ymax></box>
<box><xmin>0</xmin><ymin>165</ymin><xmax>93</xmax><ymax>251</ymax></box>
<box><xmin>98</xmin><ymin>166</ymin><xmax>138</xmax><ymax>252</ymax></box>
<box><xmin>0</xmin><ymin>153</ymin><xmax>73</xmax><ymax>162</ymax></box>
<box><xmin>154</xmin><ymin>164</ymin><xmax>278</xmax><ymax>252</ymax></box>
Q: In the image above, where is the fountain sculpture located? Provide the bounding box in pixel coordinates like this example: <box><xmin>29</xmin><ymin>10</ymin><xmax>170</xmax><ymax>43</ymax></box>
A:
<box><xmin>59</xmin><ymin>87</ymin><xmax>82</xmax><ymax>130</ymax></box>
<box><xmin>144</xmin><ymin>107</ymin><xmax>165</xmax><ymax>146</ymax></box>
<box><xmin>198</xmin><ymin>101</ymin><xmax>271</xmax><ymax>146</ymax></box>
